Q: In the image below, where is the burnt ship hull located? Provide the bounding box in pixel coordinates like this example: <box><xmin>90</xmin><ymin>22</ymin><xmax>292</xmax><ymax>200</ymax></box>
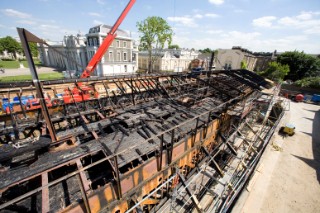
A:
<box><xmin>0</xmin><ymin>70</ymin><xmax>284</xmax><ymax>213</ymax></box>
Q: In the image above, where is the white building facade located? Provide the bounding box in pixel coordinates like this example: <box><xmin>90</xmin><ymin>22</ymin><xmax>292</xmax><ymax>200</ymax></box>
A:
<box><xmin>216</xmin><ymin>47</ymin><xmax>258</xmax><ymax>71</ymax></box>
<box><xmin>38</xmin><ymin>25</ymin><xmax>138</xmax><ymax>76</ymax></box>
<box><xmin>138</xmin><ymin>49</ymin><xmax>199</xmax><ymax>72</ymax></box>
<box><xmin>39</xmin><ymin>34</ymin><xmax>87</xmax><ymax>72</ymax></box>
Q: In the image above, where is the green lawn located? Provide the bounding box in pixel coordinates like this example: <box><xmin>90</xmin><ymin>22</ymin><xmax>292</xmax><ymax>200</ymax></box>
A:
<box><xmin>0</xmin><ymin>59</ymin><xmax>42</xmax><ymax>69</ymax></box>
<box><xmin>0</xmin><ymin>61</ymin><xmax>20</xmax><ymax>68</ymax></box>
<box><xmin>22</xmin><ymin>60</ymin><xmax>29</xmax><ymax>68</ymax></box>
<box><xmin>0</xmin><ymin>72</ymin><xmax>64</xmax><ymax>82</ymax></box>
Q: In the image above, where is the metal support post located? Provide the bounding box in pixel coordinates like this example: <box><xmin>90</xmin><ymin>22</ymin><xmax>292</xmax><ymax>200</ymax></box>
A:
<box><xmin>114</xmin><ymin>155</ymin><xmax>122</xmax><ymax>199</ymax></box>
<box><xmin>17</xmin><ymin>28</ymin><xmax>57</xmax><ymax>142</ymax></box>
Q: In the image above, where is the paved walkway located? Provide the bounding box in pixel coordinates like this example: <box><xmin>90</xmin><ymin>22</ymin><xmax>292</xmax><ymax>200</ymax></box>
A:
<box><xmin>0</xmin><ymin>67</ymin><xmax>60</xmax><ymax>77</ymax></box>
<box><xmin>233</xmin><ymin>101</ymin><xmax>320</xmax><ymax>213</ymax></box>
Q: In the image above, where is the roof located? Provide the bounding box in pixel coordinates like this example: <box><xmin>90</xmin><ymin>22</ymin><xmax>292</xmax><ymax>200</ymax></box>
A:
<box><xmin>88</xmin><ymin>25</ymin><xmax>130</xmax><ymax>38</ymax></box>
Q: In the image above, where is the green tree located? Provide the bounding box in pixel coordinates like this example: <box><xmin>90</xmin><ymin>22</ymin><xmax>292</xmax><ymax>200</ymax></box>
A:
<box><xmin>168</xmin><ymin>44</ymin><xmax>179</xmax><ymax>49</ymax></box>
<box><xmin>277</xmin><ymin>51</ymin><xmax>320</xmax><ymax>81</ymax></box>
<box><xmin>199</xmin><ymin>48</ymin><xmax>213</xmax><ymax>53</ymax></box>
<box><xmin>0</xmin><ymin>36</ymin><xmax>22</xmax><ymax>59</ymax></box>
<box><xmin>137</xmin><ymin>16</ymin><xmax>173</xmax><ymax>73</ymax></box>
<box><xmin>261</xmin><ymin>61</ymin><xmax>290</xmax><ymax>82</ymax></box>
<box><xmin>0</xmin><ymin>39</ymin><xmax>4</xmax><ymax>53</ymax></box>
<box><xmin>28</xmin><ymin>42</ymin><xmax>38</xmax><ymax>57</ymax></box>
<box><xmin>240</xmin><ymin>60</ymin><xmax>247</xmax><ymax>69</ymax></box>
<box><xmin>295</xmin><ymin>77</ymin><xmax>320</xmax><ymax>89</ymax></box>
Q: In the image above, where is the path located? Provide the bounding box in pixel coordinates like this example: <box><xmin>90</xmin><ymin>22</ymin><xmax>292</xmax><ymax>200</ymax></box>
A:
<box><xmin>233</xmin><ymin>101</ymin><xmax>320</xmax><ymax>213</ymax></box>
<box><xmin>0</xmin><ymin>67</ymin><xmax>60</xmax><ymax>77</ymax></box>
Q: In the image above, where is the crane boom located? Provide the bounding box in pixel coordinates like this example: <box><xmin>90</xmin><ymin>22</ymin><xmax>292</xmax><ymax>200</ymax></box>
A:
<box><xmin>80</xmin><ymin>0</ymin><xmax>136</xmax><ymax>78</ymax></box>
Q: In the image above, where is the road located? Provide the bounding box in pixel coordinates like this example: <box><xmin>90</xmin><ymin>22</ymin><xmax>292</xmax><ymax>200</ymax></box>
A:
<box><xmin>0</xmin><ymin>67</ymin><xmax>59</xmax><ymax>77</ymax></box>
<box><xmin>233</xmin><ymin>101</ymin><xmax>320</xmax><ymax>213</ymax></box>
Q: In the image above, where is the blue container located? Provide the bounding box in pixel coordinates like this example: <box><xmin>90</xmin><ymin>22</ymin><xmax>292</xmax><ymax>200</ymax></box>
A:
<box><xmin>2</xmin><ymin>98</ymin><xmax>9</xmax><ymax>110</ymax></box>
<box><xmin>311</xmin><ymin>94</ymin><xmax>320</xmax><ymax>102</ymax></box>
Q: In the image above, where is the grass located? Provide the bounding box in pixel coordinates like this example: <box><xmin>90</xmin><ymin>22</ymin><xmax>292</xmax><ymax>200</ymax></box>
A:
<box><xmin>21</xmin><ymin>60</ymin><xmax>29</xmax><ymax>68</ymax></box>
<box><xmin>0</xmin><ymin>72</ymin><xmax>64</xmax><ymax>82</ymax></box>
<box><xmin>0</xmin><ymin>59</ymin><xmax>42</xmax><ymax>69</ymax></box>
<box><xmin>0</xmin><ymin>61</ymin><xmax>20</xmax><ymax>69</ymax></box>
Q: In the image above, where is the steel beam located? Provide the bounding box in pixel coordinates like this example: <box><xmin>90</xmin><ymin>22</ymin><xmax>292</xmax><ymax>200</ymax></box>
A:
<box><xmin>17</xmin><ymin>28</ymin><xmax>57</xmax><ymax>142</ymax></box>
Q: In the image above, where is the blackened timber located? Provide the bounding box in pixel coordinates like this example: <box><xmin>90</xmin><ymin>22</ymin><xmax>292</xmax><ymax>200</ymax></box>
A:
<box><xmin>195</xmin><ymin>77</ymin><xmax>233</xmax><ymax>98</ymax></box>
<box><xmin>224</xmin><ymin>71</ymin><xmax>260</xmax><ymax>90</ymax></box>
<box><xmin>209</xmin><ymin>77</ymin><xmax>243</xmax><ymax>94</ymax></box>
<box><xmin>219</xmin><ymin>132</ymin><xmax>238</xmax><ymax>156</ymax></box>
<box><xmin>0</xmin><ymin>67</ymin><xmax>274</xmax><ymax>213</ymax></box>
<box><xmin>177</xmin><ymin>172</ymin><xmax>204</xmax><ymax>213</ymax></box>
<box><xmin>201</xmin><ymin>146</ymin><xmax>223</xmax><ymax>177</ymax></box>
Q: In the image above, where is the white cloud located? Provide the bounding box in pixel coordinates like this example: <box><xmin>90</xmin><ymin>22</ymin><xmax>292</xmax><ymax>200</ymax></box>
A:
<box><xmin>252</xmin><ymin>11</ymin><xmax>320</xmax><ymax>35</ymax></box>
<box><xmin>205</xmin><ymin>13</ymin><xmax>219</xmax><ymax>18</ymax></box>
<box><xmin>207</xmin><ymin>30</ymin><xmax>223</xmax><ymax>34</ymax></box>
<box><xmin>93</xmin><ymin>20</ymin><xmax>104</xmax><ymax>25</ymax></box>
<box><xmin>88</xmin><ymin>12</ymin><xmax>103</xmax><ymax>17</ymax></box>
<box><xmin>167</xmin><ymin>16</ymin><xmax>197</xmax><ymax>27</ymax></box>
<box><xmin>277</xmin><ymin>11</ymin><xmax>320</xmax><ymax>34</ymax></box>
<box><xmin>192</xmin><ymin>9</ymin><xmax>201</xmax><ymax>13</ymax></box>
<box><xmin>39</xmin><ymin>24</ymin><xmax>59</xmax><ymax>29</ymax></box>
<box><xmin>2</xmin><ymin>9</ymin><xmax>32</xmax><ymax>19</ymax></box>
<box><xmin>225</xmin><ymin>31</ymin><xmax>261</xmax><ymax>40</ymax></box>
<box><xmin>194</xmin><ymin>14</ymin><xmax>203</xmax><ymax>19</ymax></box>
<box><xmin>252</xmin><ymin>16</ymin><xmax>277</xmax><ymax>27</ymax></box>
<box><xmin>173</xmin><ymin>30</ymin><xmax>261</xmax><ymax>50</ymax></box>
<box><xmin>296</xmin><ymin>12</ymin><xmax>312</xmax><ymax>20</ymax></box>
<box><xmin>97</xmin><ymin>0</ymin><xmax>105</xmax><ymax>5</ymax></box>
<box><xmin>304</xmin><ymin>26</ymin><xmax>320</xmax><ymax>34</ymax></box>
<box><xmin>16</xmin><ymin>20</ymin><xmax>37</xmax><ymax>25</ymax></box>
<box><xmin>172</xmin><ymin>30</ymin><xmax>319</xmax><ymax>53</ymax></box>
<box><xmin>172</xmin><ymin>24</ymin><xmax>320</xmax><ymax>53</ymax></box>
<box><xmin>208</xmin><ymin>0</ymin><xmax>225</xmax><ymax>5</ymax></box>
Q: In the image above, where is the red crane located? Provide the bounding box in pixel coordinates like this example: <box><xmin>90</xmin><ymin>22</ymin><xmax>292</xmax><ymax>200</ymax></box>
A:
<box><xmin>62</xmin><ymin>0</ymin><xmax>136</xmax><ymax>104</ymax></box>
<box><xmin>9</xmin><ymin>1</ymin><xmax>136</xmax><ymax>113</ymax></box>
<box><xmin>80</xmin><ymin>0</ymin><xmax>136</xmax><ymax>78</ymax></box>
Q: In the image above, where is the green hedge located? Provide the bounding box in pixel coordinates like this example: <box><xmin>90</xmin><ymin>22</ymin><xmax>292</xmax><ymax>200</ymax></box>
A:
<box><xmin>294</xmin><ymin>77</ymin><xmax>320</xmax><ymax>89</ymax></box>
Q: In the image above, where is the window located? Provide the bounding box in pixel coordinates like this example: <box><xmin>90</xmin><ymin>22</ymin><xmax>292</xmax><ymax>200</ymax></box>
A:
<box><xmin>93</xmin><ymin>38</ymin><xmax>97</xmax><ymax>46</ymax></box>
<box><xmin>89</xmin><ymin>38</ymin><xmax>92</xmax><ymax>46</ymax></box>
<box><xmin>109</xmin><ymin>51</ymin><xmax>113</xmax><ymax>61</ymax></box>
<box><xmin>117</xmin><ymin>52</ymin><xmax>121</xmax><ymax>61</ymax></box>
<box><xmin>123</xmin><ymin>41</ymin><xmax>127</xmax><ymax>48</ymax></box>
<box><xmin>123</xmin><ymin>52</ymin><xmax>127</xmax><ymax>61</ymax></box>
<box><xmin>116</xmin><ymin>40</ymin><xmax>120</xmax><ymax>48</ymax></box>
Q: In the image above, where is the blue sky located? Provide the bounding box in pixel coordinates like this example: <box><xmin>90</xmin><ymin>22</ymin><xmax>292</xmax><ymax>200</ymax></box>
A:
<box><xmin>1</xmin><ymin>0</ymin><xmax>320</xmax><ymax>53</ymax></box>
